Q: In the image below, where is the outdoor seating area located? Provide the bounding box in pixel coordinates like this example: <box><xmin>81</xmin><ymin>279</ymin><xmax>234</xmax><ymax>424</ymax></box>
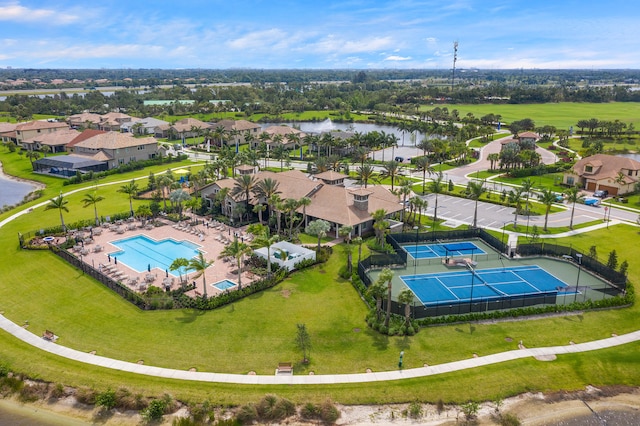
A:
<box><xmin>75</xmin><ymin>217</ymin><xmax>256</xmax><ymax>297</ymax></box>
<box><xmin>276</xmin><ymin>362</ymin><xmax>293</xmax><ymax>376</ymax></box>
<box><xmin>42</xmin><ymin>330</ymin><xmax>58</xmax><ymax>342</ymax></box>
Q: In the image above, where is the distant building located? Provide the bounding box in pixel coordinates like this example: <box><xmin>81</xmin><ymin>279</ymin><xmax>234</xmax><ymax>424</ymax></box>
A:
<box><xmin>563</xmin><ymin>154</ymin><xmax>640</xmax><ymax>196</ymax></box>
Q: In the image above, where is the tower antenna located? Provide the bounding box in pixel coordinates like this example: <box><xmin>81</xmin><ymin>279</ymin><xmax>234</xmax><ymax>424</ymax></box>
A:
<box><xmin>451</xmin><ymin>40</ymin><xmax>458</xmax><ymax>91</ymax></box>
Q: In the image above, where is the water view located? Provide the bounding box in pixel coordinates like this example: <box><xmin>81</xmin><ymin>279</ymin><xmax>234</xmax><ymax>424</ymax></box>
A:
<box><xmin>0</xmin><ymin>174</ymin><xmax>39</xmax><ymax>208</ymax></box>
<box><xmin>261</xmin><ymin>119</ymin><xmax>427</xmax><ymax>144</ymax></box>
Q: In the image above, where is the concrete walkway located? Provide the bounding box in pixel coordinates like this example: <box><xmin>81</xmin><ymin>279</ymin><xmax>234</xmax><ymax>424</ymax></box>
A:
<box><xmin>1</xmin><ymin>314</ymin><xmax>638</xmax><ymax>384</ymax></box>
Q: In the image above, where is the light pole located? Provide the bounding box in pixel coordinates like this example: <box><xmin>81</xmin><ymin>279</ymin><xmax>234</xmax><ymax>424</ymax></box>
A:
<box><xmin>413</xmin><ymin>225</ymin><xmax>419</xmax><ymax>275</ymax></box>
<box><xmin>467</xmin><ymin>263</ymin><xmax>475</xmax><ymax>313</ymax></box>
<box><xmin>501</xmin><ymin>220</ymin><xmax>514</xmax><ymax>257</ymax></box>
<box><xmin>574</xmin><ymin>253</ymin><xmax>583</xmax><ymax>303</ymax></box>
<box><xmin>398</xmin><ymin>350</ymin><xmax>404</xmax><ymax>369</ymax></box>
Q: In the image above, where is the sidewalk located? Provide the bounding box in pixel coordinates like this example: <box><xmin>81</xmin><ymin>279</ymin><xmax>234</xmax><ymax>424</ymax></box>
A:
<box><xmin>1</xmin><ymin>314</ymin><xmax>638</xmax><ymax>384</ymax></box>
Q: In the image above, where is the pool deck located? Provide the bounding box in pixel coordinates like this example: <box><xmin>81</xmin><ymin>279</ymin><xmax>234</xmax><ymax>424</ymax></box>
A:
<box><xmin>71</xmin><ymin>218</ymin><xmax>254</xmax><ymax>297</ymax></box>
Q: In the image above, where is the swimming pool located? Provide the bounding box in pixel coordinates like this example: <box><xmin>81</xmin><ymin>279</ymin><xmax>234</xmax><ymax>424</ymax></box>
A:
<box><xmin>108</xmin><ymin>235</ymin><xmax>201</xmax><ymax>274</ymax></box>
<box><xmin>213</xmin><ymin>279</ymin><xmax>236</xmax><ymax>291</ymax></box>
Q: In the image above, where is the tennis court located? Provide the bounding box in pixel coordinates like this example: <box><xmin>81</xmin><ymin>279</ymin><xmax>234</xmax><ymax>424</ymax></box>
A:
<box><xmin>401</xmin><ymin>265</ymin><xmax>574</xmax><ymax>306</ymax></box>
<box><xmin>403</xmin><ymin>241</ymin><xmax>486</xmax><ymax>260</ymax></box>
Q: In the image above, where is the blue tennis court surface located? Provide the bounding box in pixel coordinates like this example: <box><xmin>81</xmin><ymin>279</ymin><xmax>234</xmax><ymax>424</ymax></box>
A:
<box><xmin>401</xmin><ymin>265</ymin><xmax>571</xmax><ymax>306</ymax></box>
<box><xmin>404</xmin><ymin>241</ymin><xmax>485</xmax><ymax>259</ymax></box>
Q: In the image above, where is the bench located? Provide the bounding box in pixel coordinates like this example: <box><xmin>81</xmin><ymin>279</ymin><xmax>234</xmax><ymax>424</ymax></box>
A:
<box><xmin>276</xmin><ymin>362</ymin><xmax>293</xmax><ymax>375</ymax></box>
<box><xmin>42</xmin><ymin>330</ymin><xmax>58</xmax><ymax>342</ymax></box>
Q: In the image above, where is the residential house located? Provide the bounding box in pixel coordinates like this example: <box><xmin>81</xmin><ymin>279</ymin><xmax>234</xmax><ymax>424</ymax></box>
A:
<box><xmin>67</xmin><ymin>112</ymin><xmax>102</xmax><ymax>129</ymax></box>
<box><xmin>71</xmin><ymin>131</ymin><xmax>158</xmax><ymax>169</ymax></box>
<box><xmin>563</xmin><ymin>153</ymin><xmax>640</xmax><ymax>196</ymax></box>
<box><xmin>200</xmin><ymin>168</ymin><xmax>402</xmax><ymax>238</ymax></box>
<box><xmin>0</xmin><ymin>122</ymin><xmax>18</xmax><ymax>144</ymax></box>
<box><xmin>120</xmin><ymin>117</ymin><xmax>169</xmax><ymax>137</ymax></box>
<box><xmin>15</xmin><ymin>120</ymin><xmax>69</xmax><ymax>145</ymax></box>
<box><xmin>97</xmin><ymin>112</ymin><xmax>134</xmax><ymax>132</ymax></box>
<box><xmin>156</xmin><ymin>117</ymin><xmax>210</xmax><ymax>141</ymax></box>
<box><xmin>21</xmin><ymin>128</ymin><xmax>80</xmax><ymax>152</ymax></box>
<box><xmin>211</xmin><ymin>119</ymin><xmax>261</xmax><ymax>147</ymax></box>
<box><xmin>499</xmin><ymin>131</ymin><xmax>539</xmax><ymax>151</ymax></box>
<box><xmin>251</xmin><ymin>125</ymin><xmax>306</xmax><ymax>149</ymax></box>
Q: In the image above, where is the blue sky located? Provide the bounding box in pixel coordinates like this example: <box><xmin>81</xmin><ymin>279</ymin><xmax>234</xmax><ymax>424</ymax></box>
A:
<box><xmin>1</xmin><ymin>0</ymin><xmax>639</xmax><ymax>69</ymax></box>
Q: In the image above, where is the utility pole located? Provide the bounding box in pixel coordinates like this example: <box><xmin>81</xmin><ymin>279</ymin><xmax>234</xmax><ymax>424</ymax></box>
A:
<box><xmin>451</xmin><ymin>41</ymin><xmax>458</xmax><ymax>92</ymax></box>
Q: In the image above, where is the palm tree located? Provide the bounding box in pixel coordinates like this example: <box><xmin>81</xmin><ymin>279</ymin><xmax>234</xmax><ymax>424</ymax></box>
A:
<box><xmin>564</xmin><ymin>185</ymin><xmax>583</xmax><ymax>230</ymax></box>
<box><xmin>367</xmin><ymin>278</ymin><xmax>386</xmax><ymax>322</ymax></box>
<box><xmin>170</xmin><ymin>257</ymin><xmax>190</xmax><ymax>286</ymax></box>
<box><xmin>353</xmin><ymin>236</ymin><xmax>364</xmax><ymax>265</ymax></box>
<box><xmin>379</xmin><ymin>267</ymin><xmax>394</xmax><ymax>328</ymax></box>
<box><xmin>414</xmin><ymin>156</ymin><xmax>434</xmax><ymax>194</ymax></box>
<box><xmin>231</xmin><ymin>174</ymin><xmax>258</xmax><ymax>213</ymax></box>
<box><xmin>282</xmin><ymin>198</ymin><xmax>300</xmax><ymax>238</ymax></box>
<box><xmin>397</xmin><ymin>288</ymin><xmax>415</xmax><ymax>327</ymax></box>
<box><xmin>81</xmin><ymin>191</ymin><xmax>105</xmax><ymax>226</ymax></box>
<box><xmin>538</xmin><ymin>188</ymin><xmax>557</xmax><ymax>231</ymax></box>
<box><xmin>395</xmin><ymin>180</ymin><xmax>413</xmax><ymax>225</ymax></box>
<box><xmin>372</xmin><ymin>209</ymin><xmax>389</xmax><ymax>247</ymax></box>
<box><xmin>467</xmin><ymin>180</ymin><xmax>486</xmax><ymax>228</ymax></box>
<box><xmin>520</xmin><ymin>178</ymin><xmax>535</xmax><ymax>217</ymax></box>
<box><xmin>338</xmin><ymin>225</ymin><xmax>354</xmax><ymax>274</ymax></box>
<box><xmin>253</xmin><ymin>178</ymin><xmax>281</xmax><ymax>218</ymax></box>
<box><xmin>295</xmin><ymin>196</ymin><xmax>311</xmax><ymax>232</ymax></box>
<box><xmin>271</xmin><ymin>144</ymin><xmax>288</xmax><ymax>171</ymax></box>
<box><xmin>428</xmin><ymin>172</ymin><xmax>444</xmax><ymax>224</ymax></box>
<box><xmin>45</xmin><ymin>193</ymin><xmax>69</xmax><ymax>232</ymax></box>
<box><xmin>380</xmin><ymin>160</ymin><xmax>401</xmax><ymax>191</ymax></box>
<box><xmin>188</xmin><ymin>251</ymin><xmax>214</xmax><ymax>298</ymax></box>
<box><xmin>25</xmin><ymin>150</ymin><xmax>40</xmax><ymax>166</ymax></box>
<box><xmin>169</xmin><ymin>188</ymin><xmax>191</xmax><ymax>219</ymax></box>
<box><xmin>253</xmin><ymin>204</ymin><xmax>266</xmax><ymax>225</ymax></box>
<box><xmin>250</xmin><ymin>228</ymin><xmax>279</xmax><ymax>278</ymax></box>
<box><xmin>356</xmin><ymin>164</ymin><xmax>376</xmax><ymax>188</ymax></box>
<box><xmin>507</xmin><ymin>188</ymin><xmax>524</xmax><ymax>230</ymax></box>
<box><xmin>118</xmin><ymin>180</ymin><xmax>139</xmax><ymax>217</ymax></box>
<box><xmin>219</xmin><ymin>237</ymin><xmax>251</xmax><ymax>290</ymax></box>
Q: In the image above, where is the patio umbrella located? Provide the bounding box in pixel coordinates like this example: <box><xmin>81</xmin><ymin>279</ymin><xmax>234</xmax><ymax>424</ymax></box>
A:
<box><xmin>107</xmin><ymin>254</ymin><xmax>111</xmax><ymax>262</ymax></box>
<box><xmin>114</xmin><ymin>257</ymin><xmax>117</xmax><ymax>265</ymax></box>
<box><xmin>148</xmin><ymin>263</ymin><xmax>151</xmax><ymax>272</ymax></box>
<box><xmin>165</xmin><ymin>269</ymin><xmax>169</xmax><ymax>278</ymax></box>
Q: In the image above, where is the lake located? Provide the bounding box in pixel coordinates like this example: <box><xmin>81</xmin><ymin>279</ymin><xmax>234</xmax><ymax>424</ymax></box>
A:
<box><xmin>261</xmin><ymin>119</ymin><xmax>428</xmax><ymax>144</ymax></box>
<box><xmin>0</xmin><ymin>174</ymin><xmax>39</xmax><ymax>208</ymax></box>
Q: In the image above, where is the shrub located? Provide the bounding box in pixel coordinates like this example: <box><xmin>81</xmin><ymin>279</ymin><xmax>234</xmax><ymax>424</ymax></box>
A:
<box><xmin>142</xmin><ymin>399</ymin><xmax>167</xmax><ymax>422</ymax></box>
<box><xmin>19</xmin><ymin>381</ymin><xmax>48</xmax><ymax>402</ymax></box>
<box><xmin>0</xmin><ymin>375</ymin><xmax>24</xmax><ymax>396</ymax></box>
<box><xmin>95</xmin><ymin>388</ymin><xmax>117</xmax><ymax>410</ymax></box>
<box><xmin>49</xmin><ymin>383</ymin><xmax>65</xmax><ymax>399</ymax></box>
<box><xmin>75</xmin><ymin>387</ymin><xmax>97</xmax><ymax>405</ymax></box>
<box><xmin>236</xmin><ymin>403</ymin><xmax>258</xmax><ymax>424</ymax></box>
<box><xmin>300</xmin><ymin>402</ymin><xmax>320</xmax><ymax>419</ymax></box>
<box><xmin>115</xmin><ymin>388</ymin><xmax>147</xmax><ymax>411</ymax></box>
<box><xmin>189</xmin><ymin>400</ymin><xmax>215</xmax><ymax>424</ymax></box>
<box><xmin>407</xmin><ymin>401</ymin><xmax>423</xmax><ymax>419</ymax></box>
<box><xmin>498</xmin><ymin>412</ymin><xmax>522</xmax><ymax>426</ymax></box>
<box><xmin>320</xmin><ymin>399</ymin><xmax>341</xmax><ymax>425</ymax></box>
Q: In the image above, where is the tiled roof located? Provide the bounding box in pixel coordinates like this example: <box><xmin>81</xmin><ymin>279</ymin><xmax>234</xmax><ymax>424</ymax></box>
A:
<box><xmin>67</xmin><ymin>112</ymin><xmax>102</xmax><ymax>124</ymax></box>
<box><xmin>73</xmin><ymin>132</ymin><xmax>158</xmax><ymax>150</ymax></box>
<box><xmin>16</xmin><ymin>120</ymin><xmax>68</xmax><ymax>131</ymax></box>
<box><xmin>213</xmin><ymin>119</ymin><xmax>260</xmax><ymax>132</ymax></box>
<box><xmin>263</xmin><ymin>125</ymin><xmax>306</xmax><ymax>137</ymax></box>
<box><xmin>314</xmin><ymin>170</ymin><xmax>348</xmax><ymax>181</ymax></box>
<box><xmin>66</xmin><ymin>129</ymin><xmax>107</xmax><ymax>148</ymax></box>
<box><xmin>22</xmin><ymin>129</ymin><xmax>80</xmax><ymax>146</ymax></box>
<box><xmin>573</xmin><ymin>154</ymin><xmax>640</xmax><ymax>181</ymax></box>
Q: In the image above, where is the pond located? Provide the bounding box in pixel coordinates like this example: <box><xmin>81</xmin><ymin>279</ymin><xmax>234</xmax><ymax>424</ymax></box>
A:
<box><xmin>260</xmin><ymin>119</ymin><xmax>428</xmax><ymax>144</ymax></box>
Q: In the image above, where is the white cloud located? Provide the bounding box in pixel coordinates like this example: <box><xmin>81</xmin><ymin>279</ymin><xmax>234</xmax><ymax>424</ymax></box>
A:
<box><xmin>227</xmin><ymin>29</ymin><xmax>290</xmax><ymax>50</ymax></box>
<box><xmin>385</xmin><ymin>55</ymin><xmax>412</xmax><ymax>61</ymax></box>
<box><xmin>0</xmin><ymin>2</ymin><xmax>78</xmax><ymax>24</ymax></box>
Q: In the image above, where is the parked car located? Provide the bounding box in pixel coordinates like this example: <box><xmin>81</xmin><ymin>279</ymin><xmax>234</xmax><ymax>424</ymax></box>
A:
<box><xmin>593</xmin><ymin>189</ymin><xmax>609</xmax><ymax>198</ymax></box>
<box><xmin>584</xmin><ymin>197</ymin><xmax>601</xmax><ymax>206</ymax></box>
<box><xmin>394</xmin><ymin>156</ymin><xmax>404</xmax><ymax>162</ymax></box>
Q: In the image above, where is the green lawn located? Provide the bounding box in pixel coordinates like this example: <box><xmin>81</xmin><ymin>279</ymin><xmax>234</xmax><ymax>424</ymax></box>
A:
<box><xmin>0</xmin><ymin>150</ymin><xmax>639</xmax><ymax>406</ymax></box>
<box><xmin>422</xmin><ymin>102</ymin><xmax>640</xmax><ymax>128</ymax></box>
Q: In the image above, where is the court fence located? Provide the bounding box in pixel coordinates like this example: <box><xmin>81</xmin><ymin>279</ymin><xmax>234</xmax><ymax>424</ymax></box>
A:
<box><xmin>517</xmin><ymin>241</ymin><xmax>627</xmax><ymax>290</ymax></box>
<box><xmin>357</xmin><ymin>229</ymin><xmax>629</xmax><ymax>319</ymax></box>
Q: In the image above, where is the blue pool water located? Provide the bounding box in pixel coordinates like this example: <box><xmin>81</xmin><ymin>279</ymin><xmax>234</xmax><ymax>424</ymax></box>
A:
<box><xmin>109</xmin><ymin>235</ymin><xmax>201</xmax><ymax>274</ymax></box>
<box><xmin>213</xmin><ymin>279</ymin><xmax>236</xmax><ymax>291</ymax></box>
